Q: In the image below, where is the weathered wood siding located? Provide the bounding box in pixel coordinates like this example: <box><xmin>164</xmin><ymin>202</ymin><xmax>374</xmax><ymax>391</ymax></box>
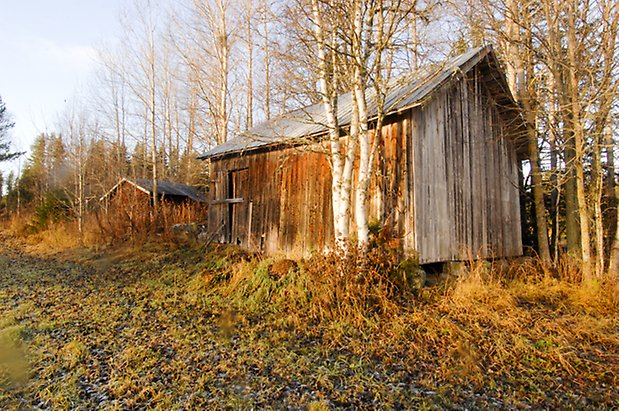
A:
<box><xmin>357</xmin><ymin>114</ymin><xmax>414</xmax><ymax>251</ymax></box>
<box><xmin>412</xmin><ymin>66</ymin><xmax>522</xmax><ymax>263</ymax></box>
<box><xmin>208</xmin><ymin>146</ymin><xmax>334</xmax><ymax>255</ymax></box>
<box><xmin>207</xmin><ymin>116</ymin><xmax>412</xmax><ymax>257</ymax></box>
<box><xmin>208</xmin><ymin>64</ymin><xmax>522</xmax><ymax>262</ymax></box>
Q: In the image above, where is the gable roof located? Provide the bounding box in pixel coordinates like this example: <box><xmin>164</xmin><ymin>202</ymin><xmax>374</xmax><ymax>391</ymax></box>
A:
<box><xmin>100</xmin><ymin>178</ymin><xmax>206</xmax><ymax>203</ymax></box>
<box><xmin>199</xmin><ymin>45</ymin><xmax>523</xmax><ymax>160</ymax></box>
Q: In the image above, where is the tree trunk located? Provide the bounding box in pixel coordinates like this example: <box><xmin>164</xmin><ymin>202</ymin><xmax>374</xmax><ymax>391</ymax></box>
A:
<box><xmin>567</xmin><ymin>2</ymin><xmax>592</xmax><ymax>279</ymax></box>
<box><xmin>564</xmin><ymin>124</ymin><xmax>581</xmax><ymax>255</ymax></box>
<box><xmin>311</xmin><ymin>0</ymin><xmax>346</xmax><ymax>246</ymax></box>
<box><xmin>605</xmin><ymin>124</ymin><xmax>617</xmax><ymax>267</ymax></box>
<box><xmin>542</xmin><ymin>0</ymin><xmax>580</xmax><ymax>256</ymax></box>
<box><xmin>354</xmin><ymin>95</ymin><xmax>370</xmax><ymax>244</ymax></box>
<box><xmin>246</xmin><ymin>0</ymin><xmax>253</xmax><ymax>129</ymax></box>
<box><xmin>186</xmin><ymin>72</ymin><xmax>197</xmax><ymax>184</ymax></box>
<box><xmin>339</xmin><ymin>90</ymin><xmax>358</xmax><ymax>244</ymax></box>
<box><xmin>609</xmin><ymin>206</ymin><xmax>619</xmax><ymax>276</ymax></box>
<box><xmin>592</xmin><ymin>133</ymin><xmax>605</xmax><ymax>276</ymax></box>
<box><xmin>573</xmin><ymin>122</ymin><xmax>592</xmax><ymax>279</ymax></box>
<box><xmin>607</xmin><ymin>124</ymin><xmax>619</xmax><ymax>275</ymax></box>
<box><xmin>217</xmin><ymin>25</ymin><xmax>229</xmax><ymax>144</ymax></box>
<box><xmin>505</xmin><ymin>0</ymin><xmax>551</xmax><ymax>263</ymax></box>
<box><xmin>547</xmin><ymin>73</ymin><xmax>560</xmax><ymax>260</ymax></box>
<box><xmin>352</xmin><ymin>2</ymin><xmax>371</xmax><ymax>246</ymax></box>
<box><xmin>263</xmin><ymin>0</ymin><xmax>271</xmax><ymax>120</ymax></box>
<box><xmin>149</xmin><ymin>30</ymin><xmax>158</xmax><ymax>218</ymax></box>
<box><xmin>525</xmin><ymin>115</ymin><xmax>552</xmax><ymax>263</ymax></box>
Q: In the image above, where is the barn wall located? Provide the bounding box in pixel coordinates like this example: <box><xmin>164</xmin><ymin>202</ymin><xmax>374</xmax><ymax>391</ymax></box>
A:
<box><xmin>208</xmin><ymin>146</ymin><xmax>334</xmax><ymax>255</ymax></box>
<box><xmin>108</xmin><ymin>183</ymin><xmax>153</xmax><ymax>215</ymax></box>
<box><xmin>106</xmin><ymin>183</ymin><xmax>207</xmax><ymax>233</ymax></box>
<box><xmin>207</xmin><ymin>116</ymin><xmax>412</xmax><ymax>257</ymax></box>
<box><xmin>352</xmin><ymin>114</ymin><xmax>414</xmax><ymax>251</ymax></box>
<box><xmin>412</xmin><ymin>66</ymin><xmax>523</xmax><ymax>263</ymax></box>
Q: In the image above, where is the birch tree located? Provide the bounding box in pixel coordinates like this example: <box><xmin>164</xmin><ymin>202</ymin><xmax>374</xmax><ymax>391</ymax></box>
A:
<box><xmin>311</xmin><ymin>0</ymin><xmax>354</xmax><ymax>246</ymax></box>
<box><xmin>244</xmin><ymin>0</ymin><xmax>255</xmax><ymax>128</ymax></box>
<box><xmin>351</xmin><ymin>0</ymin><xmax>412</xmax><ymax>245</ymax></box>
<box><xmin>96</xmin><ymin>47</ymin><xmax>130</xmax><ymax>180</ymax></box>
<box><xmin>185</xmin><ymin>0</ymin><xmax>238</xmax><ymax>145</ymax></box>
<box><xmin>61</xmin><ymin>105</ymin><xmax>89</xmax><ymax>236</ymax></box>
<box><xmin>309</xmin><ymin>0</ymin><xmax>414</xmax><ymax>247</ymax></box>
<box><xmin>116</xmin><ymin>0</ymin><xmax>164</xmax><ymax>216</ymax></box>
<box><xmin>262</xmin><ymin>0</ymin><xmax>272</xmax><ymax>120</ymax></box>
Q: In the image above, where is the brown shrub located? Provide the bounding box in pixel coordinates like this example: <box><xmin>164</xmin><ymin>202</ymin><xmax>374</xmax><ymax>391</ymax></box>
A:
<box><xmin>95</xmin><ymin>189</ymin><xmax>207</xmax><ymax>245</ymax></box>
<box><xmin>269</xmin><ymin>259</ymin><xmax>298</xmax><ymax>279</ymax></box>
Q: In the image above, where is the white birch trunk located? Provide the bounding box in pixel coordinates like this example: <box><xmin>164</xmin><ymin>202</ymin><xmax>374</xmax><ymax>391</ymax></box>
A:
<box><xmin>352</xmin><ymin>1</ymin><xmax>371</xmax><ymax>246</ymax></box>
<box><xmin>340</xmin><ymin>91</ymin><xmax>359</xmax><ymax>242</ymax></box>
<box><xmin>217</xmin><ymin>0</ymin><xmax>229</xmax><ymax>144</ymax></box>
<box><xmin>354</xmin><ymin>81</ymin><xmax>370</xmax><ymax>245</ymax></box>
<box><xmin>263</xmin><ymin>0</ymin><xmax>271</xmax><ymax>120</ymax></box>
<box><xmin>311</xmin><ymin>0</ymin><xmax>347</xmax><ymax>247</ymax></box>
<box><xmin>149</xmin><ymin>26</ymin><xmax>158</xmax><ymax>217</ymax></box>
<box><xmin>246</xmin><ymin>0</ymin><xmax>253</xmax><ymax>129</ymax></box>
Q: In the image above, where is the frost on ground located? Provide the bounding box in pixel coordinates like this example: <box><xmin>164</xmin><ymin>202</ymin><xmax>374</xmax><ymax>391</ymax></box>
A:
<box><xmin>0</xmin><ymin>235</ymin><xmax>617</xmax><ymax>410</ymax></box>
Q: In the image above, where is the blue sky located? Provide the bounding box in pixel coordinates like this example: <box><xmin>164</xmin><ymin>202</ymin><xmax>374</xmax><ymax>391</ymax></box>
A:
<box><xmin>0</xmin><ymin>0</ymin><xmax>128</xmax><ymax>174</ymax></box>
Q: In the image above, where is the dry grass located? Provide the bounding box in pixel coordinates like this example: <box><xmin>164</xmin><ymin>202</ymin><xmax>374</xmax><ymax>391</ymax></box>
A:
<box><xmin>95</xmin><ymin>193</ymin><xmax>207</xmax><ymax>244</ymax></box>
<box><xmin>0</xmin><ymin>227</ymin><xmax>617</xmax><ymax>409</ymax></box>
<box><xmin>3</xmin><ymin>198</ymin><xmax>207</xmax><ymax>256</ymax></box>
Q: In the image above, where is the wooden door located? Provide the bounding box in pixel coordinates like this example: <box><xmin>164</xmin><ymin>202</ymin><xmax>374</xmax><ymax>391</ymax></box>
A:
<box><xmin>229</xmin><ymin>169</ymin><xmax>249</xmax><ymax>245</ymax></box>
<box><xmin>208</xmin><ymin>171</ymin><xmax>229</xmax><ymax>243</ymax></box>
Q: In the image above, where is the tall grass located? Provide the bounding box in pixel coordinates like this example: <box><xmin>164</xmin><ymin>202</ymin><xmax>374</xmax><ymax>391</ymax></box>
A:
<box><xmin>189</xmin><ymin>242</ymin><xmax>425</xmax><ymax>330</ymax></box>
<box><xmin>175</xmin><ymin>242</ymin><xmax>618</xmax><ymax>398</ymax></box>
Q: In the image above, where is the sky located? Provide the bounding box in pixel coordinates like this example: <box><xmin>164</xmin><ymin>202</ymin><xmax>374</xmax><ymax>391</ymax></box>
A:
<box><xmin>0</xmin><ymin>0</ymin><xmax>128</xmax><ymax>175</ymax></box>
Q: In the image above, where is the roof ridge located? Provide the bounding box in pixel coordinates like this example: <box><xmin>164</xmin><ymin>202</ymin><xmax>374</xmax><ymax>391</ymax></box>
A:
<box><xmin>199</xmin><ymin>46</ymin><xmax>493</xmax><ymax>159</ymax></box>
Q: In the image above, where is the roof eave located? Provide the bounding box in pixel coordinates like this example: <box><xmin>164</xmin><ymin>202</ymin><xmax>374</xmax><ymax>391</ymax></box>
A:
<box><xmin>99</xmin><ymin>178</ymin><xmax>151</xmax><ymax>202</ymax></box>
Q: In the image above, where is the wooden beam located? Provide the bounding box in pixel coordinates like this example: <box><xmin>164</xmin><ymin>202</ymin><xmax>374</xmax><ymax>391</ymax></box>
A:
<box><xmin>210</xmin><ymin>198</ymin><xmax>244</xmax><ymax>205</ymax></box>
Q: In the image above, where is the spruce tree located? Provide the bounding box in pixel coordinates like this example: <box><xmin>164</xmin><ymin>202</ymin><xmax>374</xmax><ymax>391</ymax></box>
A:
<box><xmin>0</xmin><ymin>95</ymin><xmax>23</xmax><ymax>162</ymax></box>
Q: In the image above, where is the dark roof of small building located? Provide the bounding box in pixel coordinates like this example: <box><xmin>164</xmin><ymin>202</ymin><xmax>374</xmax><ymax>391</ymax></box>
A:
<box><xmin>101</xmin><ymin>178</ymin><xmax>206</xmax><ymax>203</ymax></box>
<box><xmin>199</xmin><ymin>45</ymin><xmax>521</xmax><ymax>160</ymax></box>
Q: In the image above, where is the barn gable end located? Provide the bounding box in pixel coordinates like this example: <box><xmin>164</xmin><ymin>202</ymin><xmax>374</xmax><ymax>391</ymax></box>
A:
<box><xmin>411</xmin><ymin>63</ymin><xmax>523</xmax><ymax>263</ymax></box>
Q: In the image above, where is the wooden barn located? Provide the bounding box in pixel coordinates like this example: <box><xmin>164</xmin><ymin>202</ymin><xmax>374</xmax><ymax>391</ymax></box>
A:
<box><xmin>199</xmin><ymin>46</ymin><xmax>526</xmax><ymax>263</ymax></box>
<box><xmin>99</xmin><ymin>178</ymin><xmax>207</xmax><ymax>236</ymax></box>
<box><xmin>101</xmin><ymin>178</ymin><xmax>207</xmax><ymax>206</ymax></box>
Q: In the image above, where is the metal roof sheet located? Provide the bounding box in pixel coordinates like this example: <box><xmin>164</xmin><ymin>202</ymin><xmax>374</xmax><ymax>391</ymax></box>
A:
<box><xmin>200</xmin><ymin>46</ymin><xmax>496</xmax><ymax>159</ymax></box>
<box><xmin>134</xmin><ymin>178</ymin><xmax>206</xmax><ymax>202</ymax></box>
